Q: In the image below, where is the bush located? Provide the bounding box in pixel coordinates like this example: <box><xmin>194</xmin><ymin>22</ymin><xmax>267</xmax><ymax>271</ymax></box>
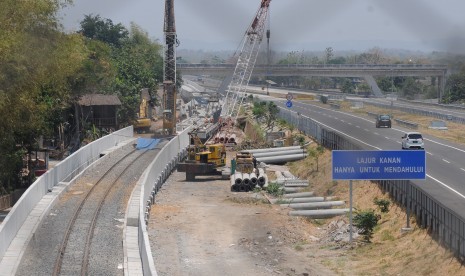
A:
<box><xmin>266</xmin><ymin>182</ymin><xmax>283</xmax><ymax>197</ymax></box>
<box><xmin>373</xmin><ymin>197</ymin><xmax>391</xmax><ymax>213</ymax></box>
<box><xmin>353</xmin><ymin>210</ymin><xmax>380</xmax><ymax>242</ymax></box>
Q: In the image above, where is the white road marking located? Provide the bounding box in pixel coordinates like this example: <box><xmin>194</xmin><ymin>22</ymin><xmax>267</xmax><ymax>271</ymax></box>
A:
<box><xmin>374</xmin><ymin>132</ymin><xmax>379</xmax><ymax>135</ymax></box>
<box><xmin>341</xmin><ymin>120</ymin><xmax>345</xmax><ymax>123</ymax></box>
<box><xmin>356</xmin><ymin>126</ymin><xmax>360</xmax><ymax>128</ymax></box>
<box><xmin>461</xmin><ymin>168</ymin><xmax>465</xmax><ymax>172</ymax></box>
<box><xmin>385</xmin><ymin>137</ymin><xmax>390</xmax><ymax>139</ymax></box>
<box><xmin>426</xmin><ymin>152</ymin><xmax>433</xmax><ymax>156</ymax></box>
<box><xmin>443</xmin><ymin>159</ymin><xmax>451</xmax><ymax>164</ymax></box>
<box><xmin>427</xmin><ymin>174</ymin><xmax>465</xmax><ymax>200</ymax></box>
<box><xmin>348</xmin><ymin>122</ymin><xmax>352</xmax><ymax>125</ymax></box>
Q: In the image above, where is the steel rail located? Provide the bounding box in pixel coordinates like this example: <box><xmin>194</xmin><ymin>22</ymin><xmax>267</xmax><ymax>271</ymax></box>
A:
<box><xmin>52</xmin><ymin>148</ymin><xmax>145</xmax><ymax>276</ymax></box>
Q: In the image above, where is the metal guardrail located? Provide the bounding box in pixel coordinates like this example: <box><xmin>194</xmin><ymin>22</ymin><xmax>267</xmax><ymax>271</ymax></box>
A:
<box><xmin>277</xmin><ymin>107</ymin><xmax>465</xmax><ymax>260</ymax></box>
<box><xmin>367</xmin><ymin>112</ymin><xmax>378</xmax><ymax>118</ymax></box>
<box><xmin>353</xmin><ymin>100</ymin><xmax>465</xmax><ymax>125</ymax></box>
<box><xmin>329</xmin><ymin>103</ymin><xmax>341</xmax><ymax>109</ymax></box>
<box><xmin>394</xmin><ymin>118</ymin><xmax>418</xmax><ymax>129</ymax></box>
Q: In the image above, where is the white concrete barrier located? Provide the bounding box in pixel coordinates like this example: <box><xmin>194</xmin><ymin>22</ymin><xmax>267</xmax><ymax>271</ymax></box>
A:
<box><xmin>0</xmin><ymin>127</ymin><xmax>134</xmax><ymax>260</ymax></box>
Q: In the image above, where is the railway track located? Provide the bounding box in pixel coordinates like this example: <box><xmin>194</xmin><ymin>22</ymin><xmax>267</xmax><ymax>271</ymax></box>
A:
<box><xmin>52</xmin><ymin>148</ymin><xmax>150</xmax><ymax>276</ymax></box>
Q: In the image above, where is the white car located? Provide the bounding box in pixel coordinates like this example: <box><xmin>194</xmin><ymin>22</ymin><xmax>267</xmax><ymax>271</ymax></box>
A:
<box><xmin>401</xmin><ymin>132</ymin><xmax>424</xmax><ymax>150</ymax></box>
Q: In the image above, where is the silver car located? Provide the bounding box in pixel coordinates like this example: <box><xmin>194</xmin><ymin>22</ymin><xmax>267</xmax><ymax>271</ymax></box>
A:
<box><xmin>401</xmin><ymin>132</ymin><xmax>424</xmax><ymax>149</ymax></box>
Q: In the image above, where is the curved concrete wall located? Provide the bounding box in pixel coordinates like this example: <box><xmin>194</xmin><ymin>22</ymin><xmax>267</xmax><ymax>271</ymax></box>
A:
<box><xmin>0</xmin><ymin>127</ymin><xmax>134</xmax><ymax>260</ymax></box>
<box><xmin>137</xmin><ymin>127</ymin><xmax>191</xmax><ymax>275</ymax></box>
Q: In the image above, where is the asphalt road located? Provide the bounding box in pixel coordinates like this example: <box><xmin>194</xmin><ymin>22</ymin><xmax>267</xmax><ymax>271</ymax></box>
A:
<box><xmin>258</xmin><ymin>95</ymin><xmax>465</xmax><ymax>218</ymax></box>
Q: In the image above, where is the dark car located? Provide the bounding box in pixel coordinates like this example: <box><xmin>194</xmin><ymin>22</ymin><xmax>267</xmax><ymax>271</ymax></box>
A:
<box><xmin>375</xmin><ymin>114</ymin><xmax>392</xmax><ymax>128</ymax></box>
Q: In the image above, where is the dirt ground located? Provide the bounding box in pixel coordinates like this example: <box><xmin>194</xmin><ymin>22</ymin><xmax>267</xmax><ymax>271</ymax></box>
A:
<box><xmin>148</xmin><ymin>169</ymin><xmax>337</xmax><ymax>276</ymax></box>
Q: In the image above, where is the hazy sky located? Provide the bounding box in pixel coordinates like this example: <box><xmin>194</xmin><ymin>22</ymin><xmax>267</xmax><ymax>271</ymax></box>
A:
<box><xmin>60</xmin><ymin>0</ymin><xmax>465</xmax><ymax>53</ymax></box>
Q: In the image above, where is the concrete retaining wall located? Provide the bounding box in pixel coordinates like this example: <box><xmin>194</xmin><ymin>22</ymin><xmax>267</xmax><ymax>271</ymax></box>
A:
<box><xmin>137</xmin><ymin>127</ymin><xmax>191</xmax><ymax>275</ymax></box>
<box><xmin>0</xmin><ymin>127</ymin><xmax>134</xmax><ymax>260</ymax></box>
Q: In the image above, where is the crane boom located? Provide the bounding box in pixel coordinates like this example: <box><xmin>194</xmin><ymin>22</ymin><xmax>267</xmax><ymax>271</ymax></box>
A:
<box><xmin>163</xmin><ymin>0</ymin><xmax>177</xmax><ymax>135</ymax></box>
<box><xmin>222</xmin><ymin>0</ymin><xmax>271</xmax><ymax>117</ymax></box>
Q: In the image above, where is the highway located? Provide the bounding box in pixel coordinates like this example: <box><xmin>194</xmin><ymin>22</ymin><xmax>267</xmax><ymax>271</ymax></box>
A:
<box><xmin>257</xmin><ymin>94</ymin><xmax>465</xmax><ymax>218</ymax></box>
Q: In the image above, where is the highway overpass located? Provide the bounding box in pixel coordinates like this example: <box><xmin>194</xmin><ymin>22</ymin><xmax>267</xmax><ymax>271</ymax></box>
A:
<box><xmin>178</xmin><ymin>63</ymin><xmax>448</xmax><ymax>99</ymax></box>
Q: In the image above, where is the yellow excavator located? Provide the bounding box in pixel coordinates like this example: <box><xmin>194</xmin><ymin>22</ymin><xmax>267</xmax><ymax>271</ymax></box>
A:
<box><xmin>134</xmin><ymin>88</ymin><xmax>154</xmax><ymax>133</ymax></box>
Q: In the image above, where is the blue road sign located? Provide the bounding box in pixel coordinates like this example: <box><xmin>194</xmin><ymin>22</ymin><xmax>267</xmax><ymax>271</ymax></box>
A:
<box><xmin>286</xmin><ymin>100</ymin><xmax>292</xmax><ymax>108</ymax></box>
<box><xmin>332</xmin><ymin>150</ymin><xmax>426</xmax><ymax>180</ymax></box>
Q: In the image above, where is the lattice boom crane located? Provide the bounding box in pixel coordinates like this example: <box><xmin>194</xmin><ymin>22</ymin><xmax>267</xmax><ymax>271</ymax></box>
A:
<box><xmin>222</xmin><ymin>0</ymin><xmax>271</xmax><ymax>117</ymax></box>
<box><xmin>163</xmin><ymin>0</ymin><xmax>178</xmax><ymax>135</ymax></box>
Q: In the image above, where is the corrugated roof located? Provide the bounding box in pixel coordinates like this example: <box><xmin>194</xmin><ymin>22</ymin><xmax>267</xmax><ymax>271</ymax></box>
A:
<box><xmin>78</xmin><ymin>94</ymin><xmax>122</xmax><ymax>106</ymax></box>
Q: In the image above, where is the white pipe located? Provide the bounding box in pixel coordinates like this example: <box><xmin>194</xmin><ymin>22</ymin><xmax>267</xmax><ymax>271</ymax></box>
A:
<box><xmin>241</xmin><ymin>146</ymin><xmax>303</xmax><ymax>154</ymax></box>
<box><xmin>283</xmin><ymin>192</ymin><xmax>315</xmax><ymax>198</ymax></box>
<box><xmin>274</xmin><ymin>197</ymin><xmax>326</xmax><ymax>204</ymax></box>
<box><xmin>256</xmin><ymin>154</ymin><xmax>308</xmax><ymax>164</ymax></box>
<box><xmin>252</xmin><ymin>149</ymin><xmax>305</xmax><ymax>158</ymax></box>
<box><xmin>282</xmin><ymin>201</ymin><xmax>345</xmax><ymax>210</ymax></box>
<box><xmin>282</xmin><ymin>171</ymin><xmax>296</xmax><ymax>179</ymax></box>
<box><xmin>289</xmin><ymin>209</ymin><xmax>350</xmax><ymax>218</ymax></box>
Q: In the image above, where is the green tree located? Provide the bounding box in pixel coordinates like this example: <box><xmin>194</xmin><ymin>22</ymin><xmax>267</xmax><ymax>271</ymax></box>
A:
<box><xmin>353</xmin><ymin>210</ymin><xmax>380</xmax><ymax>242</ymax></box>
<box><xmin>357</xmin><ymin>83</ymin><xmax>372</xmax><ymax>94</ymax></box>
<box><xmin>265</xmin><ymin>101</ymin><xmax>279</xmax><ymax>128</ymax></box>
<box><xmin>111</xmin><ymin>23</ymin><xmax>164</xmax><ymax>125</ymax></box>
<box><xmin>325</xmin><ymin>47</ymin><xmax>334</xmax><ymax>64</ymax></box>
<box><xmin>308</xmin><ymin>145</ymin><xmax>324</xmax><ymax>171</ymax></box>
<box><xmin>0</xmin><ymin>0</ymin><xmax>87</xmax><ymax>190</ymax></box>
<box><xmin>252</xmin><ymin>101</ymin><xmax>267</xmax><ymax>120</ymax></box>
<box><xmin>79</xmin><ymin>14</ymin><xmax>129</xmax><ymax>47</ymax></box>
<box><xmin>401</xmin><ymin>77</ymin><xmax>422</xmax><ymax>100</ymax></box>
<box><xmin>443</xmin><ymin>72</ymin><xmax>465</xmax><ymax>103</ymax></box>
<box><xmin>341</xmin><ymin>79</ymin><xmax>355</xmax><ymax>94</ymax></box>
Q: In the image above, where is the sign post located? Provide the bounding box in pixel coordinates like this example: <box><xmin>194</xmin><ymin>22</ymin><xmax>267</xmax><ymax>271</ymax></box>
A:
<box><xmin>349</xmin><ymin>180</ymin><xmax>353</xmax><ymax>242</ymax></box>
<box><xmin>332</xmin><ymin>150</ymin><xmax>426</xmax><ymax>242</ymax></box>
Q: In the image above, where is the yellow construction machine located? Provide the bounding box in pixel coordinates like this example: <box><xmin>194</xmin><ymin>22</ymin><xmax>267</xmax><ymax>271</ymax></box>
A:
<box><xmin>178</xmin><ymin>131</ymin><xmax>226</xmax><ymax>180</ymax></box>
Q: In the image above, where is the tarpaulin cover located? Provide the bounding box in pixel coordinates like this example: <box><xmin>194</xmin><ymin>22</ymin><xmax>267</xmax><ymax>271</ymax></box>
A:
<box><xmin>136</xmin><ymin>138</ymin><xmax>160</xmax><ymax>150</ymax></box>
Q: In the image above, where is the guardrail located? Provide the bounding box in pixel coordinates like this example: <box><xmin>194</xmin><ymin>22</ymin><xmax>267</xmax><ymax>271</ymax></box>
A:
<box><xmin>276</xmin><ymin>107</ymin><xmax>465</xmax><ymax>260</ymax></box>
<box><xmin>367</xmin><ymin>112</ymin><xmax>378</xmax><ymax>118</ymax></box>
<box><xmin>394</xmin><ymin>118</ymin><xmax>418</xmax><ymax>129</ymax></box>
<box><xmin>329</xmin><ymin>103</ymin><xmax>341</xmax><ymax>109</ymax></box>
<box><xmin>351</xmin><ymin>100</ymin><xmax>465</xmax><ymax>125</ymax></box>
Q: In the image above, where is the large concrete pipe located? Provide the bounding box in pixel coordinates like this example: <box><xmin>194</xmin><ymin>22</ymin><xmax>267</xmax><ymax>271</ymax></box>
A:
<box><xmin>272</xmin><ymin>197</ymin><xmax>326</xmax><ymax>204</ymax></box>
<box><xmin>289</xmin><ymin>209</ymin><xmax>350</xmax><ymax>218</ymax></box>
<box><xmin>219</xmin><ymin>133</ymin><xmax>225</xmax><ymax>143</ymax></box>
<box><xmin>256</xmin><ymin>154</ymin><xmax>308</xmax><ymax>164</ymax></box>
<box><xmin>234</xmin><ymin>173</ymin><xmax>243</xmax><ymax>185</ymax></box>
<box><xmin>252</xmin><ymin>149</ymin><xmax>306</xmax><ymax>158</ymax></box>
<box><xmin>262</xmin><ymin>174</ymin><xmax>269</xmax><ymax>188</ymax></box>
<box><xmin>231</xmin><ymin>176</ymin><xmax>239</xmax><ymax>192</ymax></box>
<box><xmin>249</xmin><ymin>172</ymin><xmax>258</xmax><ymax>185</ymax></box>
<box><xmin>282</xmin><ymin>171</ymin><xmax>296</xmax><ymax>179</ymax></box>
<box><xmin>281</xmin><ymin>201</ymin><xmax>345</xmax><ymax>210</ymax></box>
<box><xmin>228</xmin><ymin>134</ymin><xmax>237</xmax><ymax>144</ymax></box>
<box><xmin>283</xmin><ymin>192</ymin><xmax>315</xmax><ymax>198</ymax></box>
<box><xmin>273</xmin><ymin>179</ymin><xmax>309</xmax><ymax>185</ymax></box>
<box><xmin>242</xmin><ymin>173</ymin><xmax>251</xmax><ymax>189</ymax></box>
<box><xmin>241</xmin><ymin>142</ymin><xmax>311</xmax><ymax>154</ymax></box>
<box><xmin>258</xmin><ymin>168</ymin><xmax>265</xmax><ymax>176</ymax></box>
<box><xmin>258</xmin><ymin>175</ymin><xmax>266</xmax><ymax>187</ymax></box>
<box><xmin>282</xmin><ymin>187</ymin><xmax>303</xmax><ymax>193</ymax></box>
